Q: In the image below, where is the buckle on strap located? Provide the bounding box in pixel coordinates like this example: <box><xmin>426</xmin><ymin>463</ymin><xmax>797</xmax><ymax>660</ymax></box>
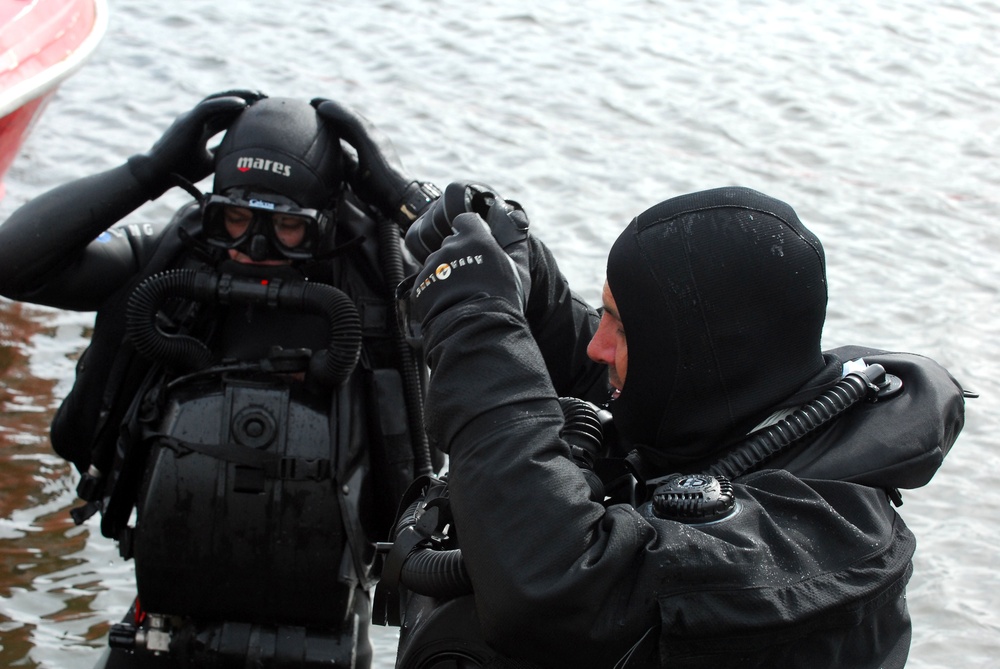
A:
<box><xmin>277</xmin><ymin>457</ymin><xmax>332</xmax><ymax>481</ymax></box>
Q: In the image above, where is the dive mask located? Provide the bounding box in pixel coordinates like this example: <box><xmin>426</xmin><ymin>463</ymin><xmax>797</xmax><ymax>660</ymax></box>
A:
<box><xmin>202</xmin><ymin>189</ymin><xmax>331</xmax><ymax>261</ymax></box>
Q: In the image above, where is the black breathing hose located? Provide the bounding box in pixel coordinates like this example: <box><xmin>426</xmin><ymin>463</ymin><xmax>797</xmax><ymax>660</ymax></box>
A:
<box><xmin>125</xmin><ymin>269</ymin><xmax>215</xmax><ymax>372</ymax></box>
<box><xmin>391</xmin><ymin>367</ymin><xmax>900</xmax><ymax>598</ymax></box>
<box><xmin>125</xmin><ymin>268</ymin><xmax>362</xmax><ymax>387</ymax></box>
<box><xmin>391</xmin><ymin>399</ymin><xmax>606</xmax><ymax>598</ymax></box>
<box><xmin>557</xmin><ymin>397</ymin><xmax>605</xmax><ymax>464</ymax></box>
<box><xmin>376</xmin><ymin>214</ymin><xmax>433</xmax><ymax>477</ymax></box>
<box><xmin>706</xmin><ymin>363</ymin><xmax>895</xmax><ymax>480</ymax></box>
<box><xmin>313</xmin><ymin>100</ymin><xmax>437</xmax><ymax>473</ymax></box>
<box><xmin>392</xmin><ymin>498</ymin><xmax>472</xmax><ymax>598</ymax></box>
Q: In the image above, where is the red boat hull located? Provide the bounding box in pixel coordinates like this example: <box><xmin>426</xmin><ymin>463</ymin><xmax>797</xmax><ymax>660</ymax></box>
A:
<box><xmin>0</xmin><ymin>0</ymin><xmax>107</xmax><ymax>199</ymax></box>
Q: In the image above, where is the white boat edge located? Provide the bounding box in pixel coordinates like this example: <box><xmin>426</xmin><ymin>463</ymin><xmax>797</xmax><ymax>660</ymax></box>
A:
<box><xmin>0</xmin><ymin>0</ymin><xmax>109</xmax><ymax>118</ymax></box>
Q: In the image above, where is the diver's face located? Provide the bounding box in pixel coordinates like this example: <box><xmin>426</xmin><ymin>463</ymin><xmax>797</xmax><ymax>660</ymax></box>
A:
<box><xmin>222</xmin><ymin>205</ymin><xmax>307</xmax><ymax>265</ymax></box>
<box><xmin>586</xmin><ymin>281</ymin><xmax>628</xmax><ymax>395</ymax></box>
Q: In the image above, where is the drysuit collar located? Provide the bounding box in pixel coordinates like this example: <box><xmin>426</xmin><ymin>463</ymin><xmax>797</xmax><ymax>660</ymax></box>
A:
<box><xmin>606</xmin><ymin>187</ymin><xmax>830</xmax><ymax>473</ymax></box>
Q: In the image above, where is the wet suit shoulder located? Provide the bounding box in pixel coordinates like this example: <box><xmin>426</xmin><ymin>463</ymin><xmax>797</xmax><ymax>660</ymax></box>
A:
<box><xmin>421</xmin><ymin>295</ymin><xmax>915</xmax><ymax>669</ymax></box>
<box><xmin>0</xmin><ymin>164</ymin><xmax>180</xmax><ymax>310</ymax></box>
<box><xmin>766</xmin><ymin>344</ymin><xmax>968</xmax><ymax>492</ymax></box>
<box><xmin>0</xmin><ymin>165</ymin><xmax>201</xmax><ymax>471</ymax></box>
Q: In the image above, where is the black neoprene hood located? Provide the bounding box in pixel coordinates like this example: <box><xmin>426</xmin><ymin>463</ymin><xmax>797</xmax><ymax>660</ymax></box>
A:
<box><xmin>213</xmin><ymin>97</ymin><xmax>344</xmax><ymax>209</ymax></box>
<box><xmin>606</xmin><ymin>186</ymin><xmax>830</xmax><ymax>471</ymax></box>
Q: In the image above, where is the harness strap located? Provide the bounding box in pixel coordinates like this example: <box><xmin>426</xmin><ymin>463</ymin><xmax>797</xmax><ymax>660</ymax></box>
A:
<box><xmin>151</xmin><ymin>434</ymin><xmax>333</xmax><ymax>482</ymax></box>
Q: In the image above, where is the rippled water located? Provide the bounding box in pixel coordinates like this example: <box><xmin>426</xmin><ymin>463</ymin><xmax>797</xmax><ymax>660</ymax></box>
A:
<box><xmin>1</xmin><ymin>0</ymin><xmax>998</xmax><ymax>667</ymax></box>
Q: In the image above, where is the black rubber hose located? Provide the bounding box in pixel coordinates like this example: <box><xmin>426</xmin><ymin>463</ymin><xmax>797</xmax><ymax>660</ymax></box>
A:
<box><xmin>125</xmin><ymin>268</ymin><xmax>362</xmax><ymax>386</ymax></box>
<box><xmin>310</xmin><ymin>101</ymin><xmax>433</xmax><ymax>470</ymax></box>
<box><xmin>557</xmin><ymin>397</ymin><xmax>606</xmax><ymax>500</ymax></box>
<box><xmin>389</xmin><ymin>498</ymin><xmax>471</xmax><ymax>598</ymax></box>
<box><xmin>376</xmin><ymin>214</ymin><xmax>433</xmax><ymax>476</ymax></box>
<box><xmin>125</xmin><ymin>269</ymin><xmax>214</xmax><ymax>371</ymax></box>
<box><xmin>557</xmin><ymin>397</ymin><xmax>604</xmax><ymax>463</ymax></box>
<box><xmin>394</xmin><ymin>397</ymin><xmax>606</xmax><ymax>597</ymax></box>
<box><xmin>265</xmin><ymin>279</ymin><xmax>362</xmax><ymax>387</ymax></box>
<box><xmin>393</xmin><ymin>369</ymin><xmax>889</xmax><ymax>598</ymax></box>
<box><xmin>399</xmin><ymin>548</ymin><xmax>472</xmax><ymax>599</ymax></box>
<box><xmin>706</xmin><ymin>365</ymin><xmax>885</xmax><ymax>480</ymax></box>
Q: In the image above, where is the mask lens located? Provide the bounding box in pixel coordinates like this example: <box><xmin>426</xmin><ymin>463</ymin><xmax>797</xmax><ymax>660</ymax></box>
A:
<box><xmin>223</xmin><ymin>206</ymin><xmax>254</xmax><ymax>242</ymax></box>
<box><xmin>270</xmin><ymin>212</ymin><xmax>317</xmax><ymax>255</ymax></box>
<box><xmin>201</xmin><ymin>192</ymin><xmax>328</xmax><ymax>259</ymax></box>
<box><xmin>203</xmin><ymin>201</ymin><xmax>250</xmax><ymax>249</ymax></box>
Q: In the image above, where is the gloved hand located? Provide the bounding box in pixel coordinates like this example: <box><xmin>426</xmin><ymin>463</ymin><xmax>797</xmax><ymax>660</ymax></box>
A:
<box><xmin>404</xmin><ymin>181</ymin><xmax>485</xmax><ymax>261</ymax></box>
<box><xmin>408</xmin><ymin>212</ymin><xmax>527</xmax><ymax>327</ymax></box>
<box><xmin>406</xmin><ymin>181</ymin><xmax>531</xmax><ymax>308</ymax></box>
<box><xmin>128</xmin><ymin>89</ymin><xmax>266</xmax><ymax>199</ymax></box>
<box><xmin>481</xmin><ymin>191</ymin><xmax>531</xmax><ymax>311</ymax></box>
<box><xmin>311</xmin><ymin>97</ymin><xmax>440</xmax><ymax>227</ymax></box>
<box><xmin>406</xmin><ymin>181</ymin><xmax>530</xmax><ymax>252</ymax></box>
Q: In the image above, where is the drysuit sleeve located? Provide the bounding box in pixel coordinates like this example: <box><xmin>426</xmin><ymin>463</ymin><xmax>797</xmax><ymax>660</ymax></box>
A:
<box><xmin>0</xmin><ymin>164</ymin><xmax>166</xmax><ymax>310</ymax></box>
<box><xmin>422</xmin><ymin>295</ymin><xmax>654</xmax><ymax>667</ymax></box>
<box><xmin>523</xmin><ymin>234</ymin><xmax>609</xmax><ymax>403</ymax></box>
<box><xmin>421</xmin><ymin>296</ymin><xmax>916</xmax><ymax>668</ymax></box>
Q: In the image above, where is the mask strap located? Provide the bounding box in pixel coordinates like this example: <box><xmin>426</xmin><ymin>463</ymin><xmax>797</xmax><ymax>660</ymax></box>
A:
<box><xmin>170</xmin><ymin>174</ymin><xmax>209</xmax><ymax>203</ymax></box>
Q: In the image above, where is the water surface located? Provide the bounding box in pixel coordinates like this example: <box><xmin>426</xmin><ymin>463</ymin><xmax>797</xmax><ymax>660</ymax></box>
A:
<box><xmin>1</xmin><ymin>1</ymin><xmax>998</xmax><ymax>666</ymax></box>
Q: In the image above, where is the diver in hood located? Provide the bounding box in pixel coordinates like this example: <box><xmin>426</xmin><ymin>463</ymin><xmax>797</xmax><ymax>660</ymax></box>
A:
<box><xmin>388</xmin><ymin>184</ymin><xmax>968</xmax><ymax>668</ymax></box>
<box><xmin>202</xmin><ymin>95</ymin><xmax>347</xmax><ymax>264</ymax></box>
<box><xmin>0</xmin><ymin>92</ymin><xmax>444</xmax><ymax>668</ymax></box>
<box><xmin>599</xmin><ymin>187</ymin><xmax>840</xmax><ymax>473</ymax></box>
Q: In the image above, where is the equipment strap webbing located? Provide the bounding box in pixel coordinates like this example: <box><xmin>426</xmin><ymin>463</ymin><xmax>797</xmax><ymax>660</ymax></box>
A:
<box><xmin>149</xmin><ymin>434</ymin><xmax>333</xmax><ymax>481</ymax></box>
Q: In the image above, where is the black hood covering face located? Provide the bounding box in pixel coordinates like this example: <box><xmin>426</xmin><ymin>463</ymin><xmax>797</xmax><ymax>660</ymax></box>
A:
<box><xmin>607</xmin><ymin>187</ymin><xmax>830</xmax><ymax>472</ymax></box>
<box><xmin>213</xmin><ymin>97</ymin><xmax>345</xmax><ymax>209</ymax></box>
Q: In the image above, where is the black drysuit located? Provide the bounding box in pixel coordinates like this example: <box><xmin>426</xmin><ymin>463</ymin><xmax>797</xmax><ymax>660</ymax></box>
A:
<box><xmin>417</xmin><ymin>189</ymin><xmax>967</xmax><ymax>668</ymax></box>
<box><xmin>0</xmin><ymin>163</ymin><xmax>429</xmax><ymax>667</ymax></box>
<box><xmin>0</xmin><ymin>163</ymin><xmax>610</xmax><ymax>668</ymax></box>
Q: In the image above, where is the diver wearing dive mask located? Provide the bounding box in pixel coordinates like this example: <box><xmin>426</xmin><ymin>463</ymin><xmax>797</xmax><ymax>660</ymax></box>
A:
<box><xmin>202</xmin><ymin>188</ymin><xmax>331</xmax><ymax>263</ymax></box>
<box><xmin>0</xmin><ymin>93</ymin><xmax>446</xmax><ymax>669</ymax></box>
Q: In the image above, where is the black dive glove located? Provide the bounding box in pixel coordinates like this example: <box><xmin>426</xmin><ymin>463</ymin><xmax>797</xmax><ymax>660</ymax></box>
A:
<box><xmin>408</xmin><ymin>212</ymin><xmax>528</xmax><ymax>326</ymax></box>
<box><xmin>127</xmin><ymin>89</ymin><xmax>266</xmax><ymax>199</ymax></box>
<box><xmin>405</xmin><ymin>181</ymin><xmax>531</xmax><ymax>305</ymax></box>
<box><xmin>311</xmin><ymin>97</ymin><xmax>440</xmax><ymax>228</ymax></box>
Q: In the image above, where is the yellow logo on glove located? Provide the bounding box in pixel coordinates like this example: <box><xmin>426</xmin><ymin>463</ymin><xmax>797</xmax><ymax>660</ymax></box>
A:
<box><xmin>413</xmin><ymin>255</ymin><xmax>484</xmax><ymax>298</ymax></box>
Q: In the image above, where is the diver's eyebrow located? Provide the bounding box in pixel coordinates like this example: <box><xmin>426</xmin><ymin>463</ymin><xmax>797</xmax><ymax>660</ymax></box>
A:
<box><xmin>602</xmin><ymin>302</ymin><xmax>621</xmax><ymax>322</ymax></box>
